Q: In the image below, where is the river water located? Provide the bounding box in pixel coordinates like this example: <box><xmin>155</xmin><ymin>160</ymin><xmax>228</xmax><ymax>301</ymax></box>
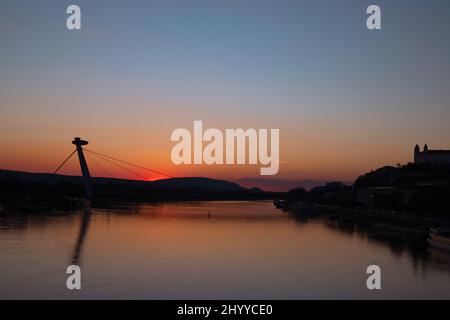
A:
<box><xmin>0</xmin><ymin>200</ymin><xmax>449</xmax><ymax>299</ymax></box>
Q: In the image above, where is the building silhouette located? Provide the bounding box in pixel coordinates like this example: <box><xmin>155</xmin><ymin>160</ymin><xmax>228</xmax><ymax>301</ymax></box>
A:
<box><xmin>414</xmin><ymin>144</ymin><xmax>450</xmax><ymax>165</ymax></box>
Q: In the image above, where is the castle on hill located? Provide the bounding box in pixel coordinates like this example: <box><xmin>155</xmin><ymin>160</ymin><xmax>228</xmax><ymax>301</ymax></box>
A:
<box><xmin>414</xmin><ymin>144</ymin><xmax>450</xmax><ymax>165</ymax></box>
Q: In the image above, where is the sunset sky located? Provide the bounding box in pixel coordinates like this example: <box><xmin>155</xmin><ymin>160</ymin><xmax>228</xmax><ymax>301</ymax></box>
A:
<box><xmin>1</xmin><ymin>0</ymin><xmax>450</xmax><ymax>185</ymax></box>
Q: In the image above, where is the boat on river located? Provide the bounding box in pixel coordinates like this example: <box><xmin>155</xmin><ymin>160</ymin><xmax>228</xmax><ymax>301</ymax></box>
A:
<box><xmin>428</xmin><ymin>228</ymin><xmax>450</xmax><ymax>251</ymax></box>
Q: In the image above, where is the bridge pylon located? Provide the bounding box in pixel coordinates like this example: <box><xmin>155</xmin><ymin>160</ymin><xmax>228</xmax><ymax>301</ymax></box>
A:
<box><xmin>72</xmin><ymin>137</ymin><xmax>93</xmax><ymax>200</ymax></box>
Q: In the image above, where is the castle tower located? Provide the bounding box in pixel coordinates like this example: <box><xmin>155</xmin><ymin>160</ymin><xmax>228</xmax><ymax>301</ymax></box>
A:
<box><xmin>423</xmin><ymin>144</ymin><xmax>429</xmax><ymax>163</ymax></box>
<box><xmin>414</xmin><ymin>143</ymin><xmax>450</xmax><ymax>165</ymax></box>
<box><xmin>414</xmin><ymin>144</ymin><xmax>420</xmax><ymax>163</ymax></box>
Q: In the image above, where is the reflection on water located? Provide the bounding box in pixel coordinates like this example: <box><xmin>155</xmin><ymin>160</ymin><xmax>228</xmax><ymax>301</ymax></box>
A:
<box><xmin>71</xmin><ymin>208</ymin><xmax>91</xmax><ymax>265</ymax></box>
<box><xmin>0</xmin><ymin>200</ymin><xmax>449</xmax><ymax>299</ymax></box>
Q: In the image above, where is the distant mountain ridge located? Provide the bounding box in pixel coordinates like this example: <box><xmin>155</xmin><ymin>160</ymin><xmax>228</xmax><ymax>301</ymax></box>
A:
<box><xmin>0</xmin><ymin>169</ymin><xmax>247</xmax><ymax>192</ymax></box>
<box><xmin>0</xmin><ymin>169</ymin><xmax>347</xmax><ymax>193</ymax></box>
<box><xmin>151</xmin><ymin>177</ymin><xmax>247</xmax><ymax>192</ymax></box>
<box><xmin>234</xmin><ymin>177</ymin><xmax>337</xmax><ymax>192</ymax></box>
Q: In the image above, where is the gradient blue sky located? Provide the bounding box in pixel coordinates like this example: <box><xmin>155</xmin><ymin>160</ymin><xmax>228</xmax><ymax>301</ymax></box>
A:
<box><xmin>1</xmin><ymin>0</ymin><xmax>450</xmax><ymax>182</ymax></box>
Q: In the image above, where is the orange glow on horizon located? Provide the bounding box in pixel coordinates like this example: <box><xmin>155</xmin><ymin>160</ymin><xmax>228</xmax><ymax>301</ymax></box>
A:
<box><xmin>1</xmin><ymin>112</ymin><xmax>449</xmax><ymax>187</ymax></box>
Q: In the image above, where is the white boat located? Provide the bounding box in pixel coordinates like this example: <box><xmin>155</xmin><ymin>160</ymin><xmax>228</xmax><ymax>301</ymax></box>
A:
<box><xmin>428</xmin><ymin>228</ymin><xmax>450</xmax><ymax>251</ymax></box>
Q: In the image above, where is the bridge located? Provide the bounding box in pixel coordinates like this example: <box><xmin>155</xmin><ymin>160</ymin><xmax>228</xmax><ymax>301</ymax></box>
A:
<box><xmin>53</xmin><ymin>137</ymin><xmax>174</xmax><ymax>200</ymax></box>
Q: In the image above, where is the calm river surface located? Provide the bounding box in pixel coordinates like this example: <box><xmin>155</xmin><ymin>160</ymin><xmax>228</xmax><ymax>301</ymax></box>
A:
<box><xmin>0</xmin><ymin>200</ymin><xmax>449</xmax><ymax>299</ymax></box>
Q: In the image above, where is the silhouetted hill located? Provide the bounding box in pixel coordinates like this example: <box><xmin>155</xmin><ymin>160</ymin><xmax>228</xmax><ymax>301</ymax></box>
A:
<box><xmin>354</xmin><ymin>163</ymin><xmax>450</xmax><ymax>189</ymax></box>
<box><xmin>234</xmin><ymin>177</ymin><xmax>333</xmax><ymax>192</ymax></box>
<box><xmin>0</xmin><ymin>169</ymin><xmax>149</xmax><ymax>187</ymax></box>
<box><xmin>353</xmin><ymin>163</ymin><xmax>450</xmax><ymax>215</ymax></box>
<box><xmin>0</xmin><ymin>169</ymin><xmax>247</xmax><ymax>192</ymax></box>
<box><xmin>0</xmin><ymin>169</ymin><xmax>274</xmax><ymax>207</ymax></box>
<box><xmin>249</xmin><ymin>187</ymin><xmax>264</xmax><ymax>193</ymax></box>
<box><xmin>151</xmin><ymin>177</ymin><xmax>246</xmax><ymax>192</ymax></box>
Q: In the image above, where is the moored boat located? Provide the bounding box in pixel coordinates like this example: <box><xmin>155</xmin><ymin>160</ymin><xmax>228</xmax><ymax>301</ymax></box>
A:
<box><xmin>428</xmin><ymin>228</ymin><xmax>450</xmax><ymax>251</ymax></box>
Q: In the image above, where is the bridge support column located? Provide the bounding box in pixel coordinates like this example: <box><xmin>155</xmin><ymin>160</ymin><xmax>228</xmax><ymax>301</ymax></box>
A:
<box><xmin>72</xmin><ymin>137</ymin><xmax>93</xmax><ymax>200</ymax></box>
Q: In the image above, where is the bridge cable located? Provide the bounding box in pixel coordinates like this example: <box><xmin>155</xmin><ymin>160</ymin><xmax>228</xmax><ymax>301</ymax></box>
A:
<box><xmin>85</xmin><ymin>151</ymin><xmax>112</xmax><ymax>178</ymax></box>
<box><xmin>52</xmin><ymin>149</ymin><xmax>77</xmax><ymax>174</ymax></box>
<box><xmin>84</xmin><ymin>148</ymin><xmax>174</xmax><ymax>178</ymax></box>
<box><xmin>85</xmin><ymin>149</ymin><xmax>148</xmax><ymax>180</ymax></box>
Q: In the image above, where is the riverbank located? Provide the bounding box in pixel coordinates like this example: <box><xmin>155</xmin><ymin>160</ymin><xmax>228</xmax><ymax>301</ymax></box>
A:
<box><xmin>274</xmin><ymin>199</ymin><xmax>450</xmax><ymax>239</ymax></box>
<box><xmin>0</xmin><ymin>169</ymin><xmax>277</xmax><ymax>214</ymax></box>
<box><xmin>0</xmin><ymin>191</ymin><xmax>275</xmax><ymax>214</ymax></box>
